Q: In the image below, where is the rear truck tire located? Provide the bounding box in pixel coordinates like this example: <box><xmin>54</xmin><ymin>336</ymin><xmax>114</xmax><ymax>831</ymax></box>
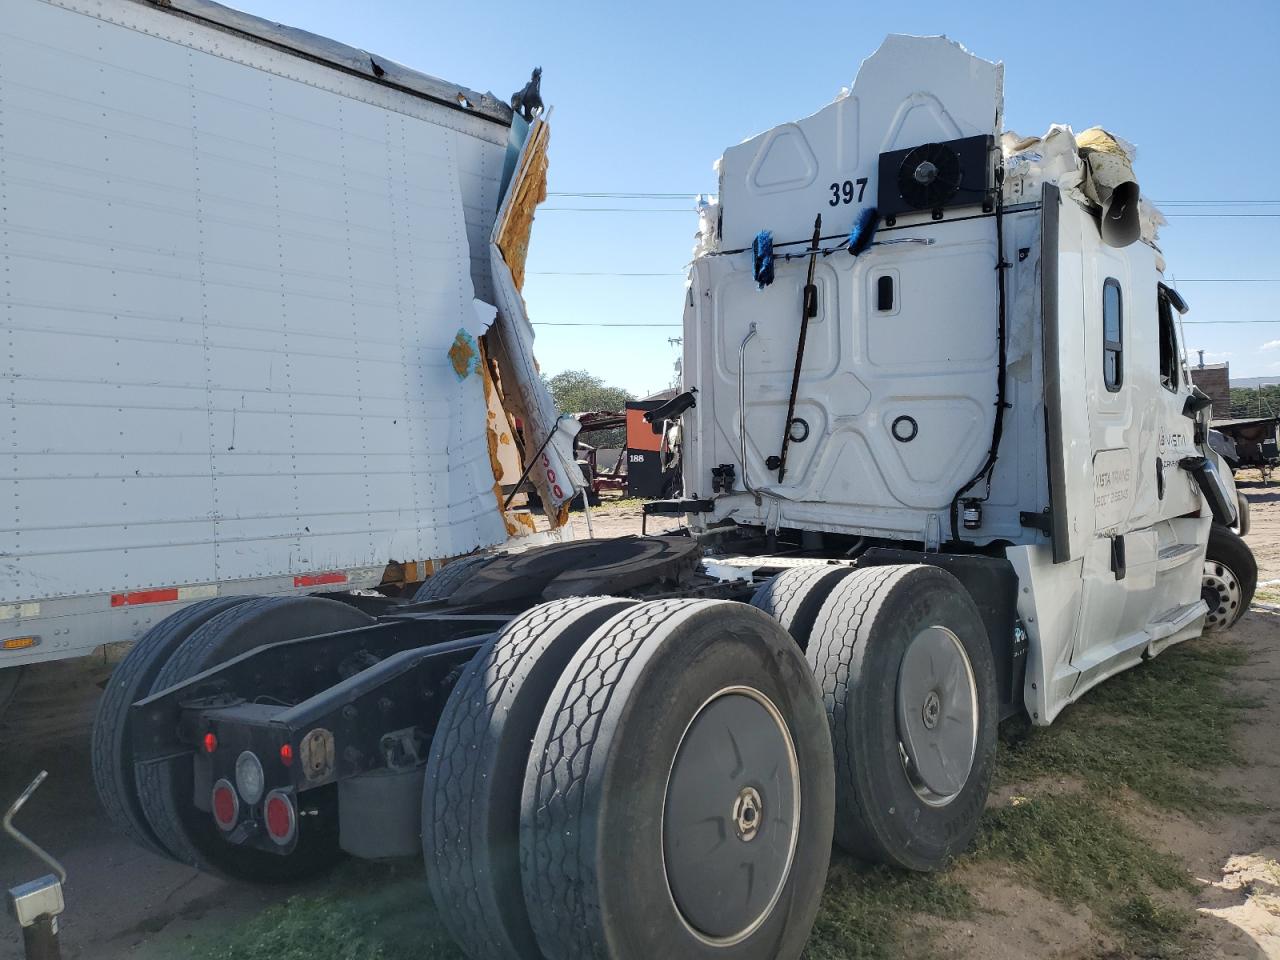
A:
<box><xmin>806</xmin><ymin>565</ymin><xmax>997</xmax><ymax>872</ymax></box>
<box><xmin>520</xmin><ymin>600</ymin><xmax>835</xmax><ymax>960</ymax></box>
<box><xmin>423</xmin><ymin>596</ymin><xmax>637</xmax><ymax>960</ymax></box>
<box><xmin>413</xmin><ymin>554</ymin><xmax>494</xmax><ymax>603</ymax></box>
<box><xmin>750</xmin><ymin>565</ymin><xmax>854</xmax><ymax>650</ymax></box>
<box><xmin>1203</xmin><ymin>524</ymin><xmax>1258</xmax><ymax>632</ymax></box>
<box><xmin>136</xmin><ymin>596</ymin><xmax>374</xmax><ymax>881</ymax></box>
<box><xmin>92</xmin><ymin>595</ymin><xmax>254</xmax><ymax>860</ymax></box>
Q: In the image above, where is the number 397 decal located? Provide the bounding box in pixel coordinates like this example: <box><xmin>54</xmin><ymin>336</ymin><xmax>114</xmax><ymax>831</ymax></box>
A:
<box><xmin>829</xmin><ymin>178</ymin><xmax>868</xmax><ymax>206</ymax></box>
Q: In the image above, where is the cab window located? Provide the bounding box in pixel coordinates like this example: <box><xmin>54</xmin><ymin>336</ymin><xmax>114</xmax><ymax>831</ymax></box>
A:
<box><xmin>1158</xmin><ymin>292</ymin><xmax>1180</xmax><ymax>391</ymax></box>
<box><xmin>1103</xmin><ymin>278</ymin><xmax>1123</xmax><ymax>392</ymax></box>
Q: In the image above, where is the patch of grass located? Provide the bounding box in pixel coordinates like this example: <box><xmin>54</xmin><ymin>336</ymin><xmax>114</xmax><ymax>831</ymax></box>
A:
<box><xmin>998</xmin><ymin>641</ymin><xmax>1260</xmax><ymax>814</ymax></box>
<box><xmin>977</xmin><ymin>792</ymin><xmax>1194</xmax><ymax>955</ymax></box>
<box><xmin>191</xmin><ymin>863</ymin><xmax>462</xmax><ymax>960</ymax></box>
<box><xmin>805</xmin><ymin>854</ymin><xmax>972</xmax><ymax>960</ymax></box>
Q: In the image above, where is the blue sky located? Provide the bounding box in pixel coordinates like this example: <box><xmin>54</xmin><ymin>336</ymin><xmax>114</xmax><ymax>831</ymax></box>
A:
<box><xmin>244</xmin><ymin>0</ymin><xmax>1280</xmax><ymax>397</ymax></box>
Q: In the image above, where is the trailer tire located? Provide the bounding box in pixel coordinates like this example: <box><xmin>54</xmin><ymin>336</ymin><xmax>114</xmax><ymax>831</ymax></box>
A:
<box><xmin>1203</xmin><ymin>524</ymin><xmax>1257</xmax><ymax>632</ymax></box>
<box><xmin>136</xmin><ymin>596</ymin><xmax>373</xmax><ymax>881</ymax></box>
<box><xmin>521</xmin><ymin>600</ymin><xmax>834</xmax><ymax>960</ymax></box>
<box><xmin>91</xmin><ymin>595</ymin><xmax>255</xmax><ymax>860</ymax></box>
<box><xmin>413</xmin><ymin>554</ymin><xmax>494</xmax><ymax>603</ymax></box>
<box><xmin>424</xmin><ymin>596</ymin><xmax>637</xmax><ymax>960</ymax></box>
<box><xmin>750</xmin><ymin>565</ymin><xmax>854</xmax><ymax>651</ymax></box>
<box><xmin>807</xmin><ymin>565</ymin><xmax>997</xmax><ymax>872</ymax></box>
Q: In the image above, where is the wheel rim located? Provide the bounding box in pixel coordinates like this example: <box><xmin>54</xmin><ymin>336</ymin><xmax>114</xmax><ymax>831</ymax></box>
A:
<box><xmin>1202</xmin><ymin>560</ymin><xmax>1243</xmax><ymax>632</ymax></box>
<box><xmin>662</xmin><ymin>686</ymin><xmax>800</xmax><ymax>946</ymax></box>
<box><xmin>896</xmin><ymin>626</ymin><xmax>978</xmax><ymax>807</ymax></box>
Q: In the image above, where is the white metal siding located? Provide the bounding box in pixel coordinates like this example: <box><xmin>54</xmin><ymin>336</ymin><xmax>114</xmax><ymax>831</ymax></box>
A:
<box><xmin>1</xmin><ymin>0</ymin><xmax>512</xmax><ymax>606</ymax></box>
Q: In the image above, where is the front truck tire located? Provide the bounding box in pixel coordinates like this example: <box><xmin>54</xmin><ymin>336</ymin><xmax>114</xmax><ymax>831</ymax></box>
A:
<box><xmin>520</xmin><ymin>600</ymin><xmax>835</xmax><ymax>960</ymax></box>
<box><xmin>92</xmin><ymin>595</ymin><xmax>254</xmax><ymax>860</ymax></box>
<box><xmin>423</xmin><ymin>596</ymin><xmax>637</xmax><ymax>960</ymax></box>
<box><xmin>1203</xmin><ymin>523</ymin><xmax>1257</xmax><ymax>632</ymax></box>
<box><xmin>135</xmin><ymin>596</ymin><xmax>374</xmax><ymax>882</ymax></box>
<box><xmin>807</xmin><ymin>565</ymin><xmax>998</xmax><ymax>872</ymax></box>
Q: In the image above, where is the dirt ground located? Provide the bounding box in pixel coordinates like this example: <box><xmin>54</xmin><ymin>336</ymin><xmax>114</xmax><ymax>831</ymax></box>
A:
<box><xmin>1</xmin><ymin>484</ymin><xmax>1277</xmax><ymax>960</ymax></box>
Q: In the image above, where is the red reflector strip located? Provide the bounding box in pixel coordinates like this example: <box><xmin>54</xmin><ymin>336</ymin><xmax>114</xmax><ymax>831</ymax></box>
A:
<box><xmin>293</xmin><ymin>572</ymin><xmax>348</xmax><ymax>588</ymax></box>
<box><xmin>111</xmin><ymin>588</ymin><xmax>179</xmax><ymax>608</ymax></box>
<box><xmin>110</xmin><ymin>585</ymin><xmax>217</xmax><ymax>608</ymax></box>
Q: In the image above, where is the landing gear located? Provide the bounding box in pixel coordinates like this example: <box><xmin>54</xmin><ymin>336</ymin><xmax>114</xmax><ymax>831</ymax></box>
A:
<box><xmin>806</xmin><ymin>565</ymin><xmax>997</xmax><ymax>871</ymax></box>
<box><xmin>1202</xmin><ymin>524</ymin><xmax>1257</xmax><ymax>632</ymax></box>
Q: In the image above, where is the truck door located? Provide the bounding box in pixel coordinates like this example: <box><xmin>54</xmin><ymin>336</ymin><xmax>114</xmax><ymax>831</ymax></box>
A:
<box><xmin>1043</xmin><ymin>187</ymin><xmax>1157</xmax><ymax>695</ymax></box>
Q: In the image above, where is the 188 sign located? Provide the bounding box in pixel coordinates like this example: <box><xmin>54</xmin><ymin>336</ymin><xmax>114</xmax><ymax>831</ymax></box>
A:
<box><xmin>828</xmin><ymin>178</ymin><xmax>868</xmax><ymax>206</ymax></box>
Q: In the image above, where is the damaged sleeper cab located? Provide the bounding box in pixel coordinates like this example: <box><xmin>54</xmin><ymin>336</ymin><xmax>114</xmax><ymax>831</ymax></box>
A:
<box><xmin>85</xmin><ymin>20</ymin><xmax>1256</xmax><ymax>960</ymax></box>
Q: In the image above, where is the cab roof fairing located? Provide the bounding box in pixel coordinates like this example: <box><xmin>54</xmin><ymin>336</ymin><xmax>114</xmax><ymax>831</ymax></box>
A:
<box><xmin>701</xmin><ymin>34</ymin><xmax>1165</xmax><ymax>258</ymax></box>
<box><xmin>711</xmin><ymin>34</ymin><xmax>1004</xmax><ymax>254</ymax></box>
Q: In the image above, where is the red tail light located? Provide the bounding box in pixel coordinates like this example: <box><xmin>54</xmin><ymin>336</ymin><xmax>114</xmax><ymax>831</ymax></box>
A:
<box><xmin>203</xmin><ymin>732</ymin><xmax>218</xmax><ymax>754</ymax></box>
<box><xmin>211</xmin><ymin>779</ymin><xmax>238</xmax><ymax>831</ymax></box>
<box><xmin>279</xmin><ymin>743</ymin><xmax>294</xmax><ymax>767</ymax></box>
<box><xmin>263</xmin><ymin>790</ymin><xmax>297</xmax><ymax>846</ymax></box>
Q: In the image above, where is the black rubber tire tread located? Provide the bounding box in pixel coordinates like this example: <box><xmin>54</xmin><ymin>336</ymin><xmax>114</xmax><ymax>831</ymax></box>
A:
<box><xmin>91</xmin><ymin>595</ymin><xmax>254</xmax><ymax>860</ymax></box>
<box><xmin>413</xmin><ymin>554</ymin><xmax>494</xmax><ymax>602</ymax></box>
<box><xmin>136</xmin><ymin>596</ymin><xmax>373</xmax><ymax>882</ymax></box>
<box><xmin>424</xmin><ymin>596</ymin><xmax>637</xmax><ymax>960</ymax></box>
<box><xmin>750</xmin><ymin>564</ymin><xmax>855</xmax><ymax>650</ymax></box>
<box><xmin>806</xmin><ymin>564</ymin><xmax>998</xmax><ymax>872</ymax></box>
<box><xmin>1207</xmin><ymin>523</ymin><xmax>1257</xmax><ymax>628</ymax></box>
<box><xmin>0</xmin><ymin>665</ymin><xmax>25</xmax><ymax>722</ymax></box>
<box><xmin>521</xmin><ymin>599</ymin><xmax>835</xmax><ymax>960</ymax></box>
<box><xmin>1233</xmin><ymin>494</ymin><xmax>1251</xmax><ymax>537</ymax></box>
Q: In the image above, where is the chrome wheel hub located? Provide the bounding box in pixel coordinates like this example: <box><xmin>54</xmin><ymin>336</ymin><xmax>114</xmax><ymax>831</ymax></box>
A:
<box><xmin>662</xmin><ymin>687</ymin><xmax>800</xmax><ymax>946</ymax></box>
<box><xmin>1202</xmin><ymin>560</ymin><xmax>1242</xmax><ymax>632</ymax></box>
<box><xmin>896</xmin><ymin>626</ymin><xmax>978</xmax><ymax>806</ymax></box>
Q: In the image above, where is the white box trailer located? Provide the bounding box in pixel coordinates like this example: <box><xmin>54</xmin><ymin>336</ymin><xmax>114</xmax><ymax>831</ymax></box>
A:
<box><xmin>0</xmin><ymin>0</ymin><xmax>578</xmax><ymax>676</ymax></box>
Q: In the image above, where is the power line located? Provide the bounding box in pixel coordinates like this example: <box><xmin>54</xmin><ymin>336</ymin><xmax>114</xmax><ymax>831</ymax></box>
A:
<box><xmin>548</xmin><ymin>191</ymin><xmax>695</xmax><ymax>199</ymax></box>
<box><xmin>540</xmin><ymin>207</ymin><xmax>689</xmax><ymax>213</ymax></box>
<box><xmin>549</xmin><ymin>191</ymin><xmax>1280</xmax><ymax>205</ymax></box>
<box><xmin>1182</xmin><ymin>320</ymin><xmax>1280</xmax><ymax>325</ymax></box>
<box><xmin>539</xmin><ymin>206</ymin><xmax>1280</xmax><ymax>219</ymax></box>
<box><xmin>532</xmin><ymin>322</ymin><xmax>681</xmax><ymax>328</ymax></box>
<box><xmin>528</xmin><ymin>271</ymin><xmax>682</xmax><ymax>276</ymax></box>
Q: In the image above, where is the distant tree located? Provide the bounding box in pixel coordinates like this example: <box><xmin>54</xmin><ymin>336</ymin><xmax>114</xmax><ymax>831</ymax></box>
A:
<box><xmin>1228</xmin><ymin>385</ymin><xmax>1280</xmax><ymax>419</ymax></box>
<box><xmin>546</xmin><ymin>370</ymin><xmax>633</xmax><ymax>449</ymax></box>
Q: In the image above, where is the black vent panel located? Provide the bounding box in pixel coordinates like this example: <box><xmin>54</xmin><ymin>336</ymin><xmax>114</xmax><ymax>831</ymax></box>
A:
<box><xmin>877</xmin><ymin>134</ymin><xmax>994</xmax><ymax>219</ymax></box>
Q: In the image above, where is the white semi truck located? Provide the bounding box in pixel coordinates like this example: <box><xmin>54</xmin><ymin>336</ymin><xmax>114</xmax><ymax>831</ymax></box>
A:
<box><xmin>17</xmin><ymin>5</ymin><xmax>1250</xmax><ymax>960</ymax></box>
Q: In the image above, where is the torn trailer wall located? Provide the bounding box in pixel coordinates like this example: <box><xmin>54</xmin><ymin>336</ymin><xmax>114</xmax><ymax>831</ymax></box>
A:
<box><xmin>0</xmin><ymin>0</ymin><xmax>573</xmax><ymax>667</ymax></box>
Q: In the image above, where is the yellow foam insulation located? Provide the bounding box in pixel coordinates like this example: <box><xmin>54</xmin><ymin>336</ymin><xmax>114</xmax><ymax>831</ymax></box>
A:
<box><xmin>482</xmin><ymin>117</ymin><xmax>568</xmax><ymax>530</ymax></box>
<box><xmin>478</xmin><ymin>339</ymin><xmax>536</xmax><ymax>536</ymax></box>
<box><xmin>495</xmin><ymin>120</ymin><xmax>549</xmax><ymax>293</ymax></box>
